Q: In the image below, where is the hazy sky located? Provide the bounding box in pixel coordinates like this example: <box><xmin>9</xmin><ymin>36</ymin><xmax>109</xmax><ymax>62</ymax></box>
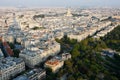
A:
<box><xmin>0</xmin><ymin>0</ymin><xmax>120</xmax><ymax>8</ymax></box>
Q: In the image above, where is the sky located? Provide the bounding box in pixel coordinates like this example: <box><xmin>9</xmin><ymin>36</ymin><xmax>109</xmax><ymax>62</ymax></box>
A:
<box><xmin>0</xmin><ymin>0</ymin><xmax>120</xmax><ymax>8</ymax></box>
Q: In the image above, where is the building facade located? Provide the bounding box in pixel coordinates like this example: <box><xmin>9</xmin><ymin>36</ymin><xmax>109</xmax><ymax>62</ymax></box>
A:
<box><xmin>44</xmin><ymin>58</ymin><xmax>64</xmax><ymax>73</ymax></box>
<box><xmin>0</xmin><ymin>57</ymin><xmax>25</xmax><ymax>80</ymax></box>
<box><xmin>13</xmin><ymin>68</ymin><xmax>46</xmax><ymax>80</ymax></box>
<box><xmin>20</xmin><ymin>42</ymin><xmax>60</xmax><ymax>68</ymax></box>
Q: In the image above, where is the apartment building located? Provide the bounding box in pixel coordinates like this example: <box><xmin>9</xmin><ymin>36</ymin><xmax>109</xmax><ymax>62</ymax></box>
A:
<box><xmin>0</xmin><ymin>57</ymin><xmax>25</xmax><ymax>80</ymax></box>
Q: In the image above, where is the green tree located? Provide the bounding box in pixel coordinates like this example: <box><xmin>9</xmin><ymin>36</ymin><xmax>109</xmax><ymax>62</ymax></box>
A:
<box><xmin>71</xmin><ymin>48</ymin><xmax>80</xmax><ymax>59</ymax></box>
<box><xmin>67</xmin><ymin>75</ymin><xmax>75</xmax><ymax>80</ymax></box>
<box><xmin>64</xmin><ymin>60</ymin><xmax>73</xmax><ymax>73</ymax></box>
<box><xmin>8</xmin><ymin>42</ymin><xmax>15</xmax><ymax>49</ymax></box>
<box><xmin>13</xmin><ymin>49</ymin><xmax>20</xmax><ymax>57</ymax></box>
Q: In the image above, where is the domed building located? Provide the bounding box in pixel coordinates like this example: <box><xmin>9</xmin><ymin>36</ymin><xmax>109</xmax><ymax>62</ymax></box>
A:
<box><xmin>66</xmin><ymin>8</ymin><xmax>72</xmax><ymax>17</ymax></box>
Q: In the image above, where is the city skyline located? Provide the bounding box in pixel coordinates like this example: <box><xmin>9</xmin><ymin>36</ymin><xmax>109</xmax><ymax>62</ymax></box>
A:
<box><xmin>0</xmin><ymin>1</ymin><xmax>120</xmax><ymax>79</ymax></box>
<box><xmin>0</xmin><ymin>0</ymin><xmax>120</xmax><ymax>8</ymax></box>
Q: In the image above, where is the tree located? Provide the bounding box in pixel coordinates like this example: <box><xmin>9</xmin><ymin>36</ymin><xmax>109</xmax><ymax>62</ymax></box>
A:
<box><xmin>45</xmin><ymin>68</ymin><xmax>52</xmax><ymax>75</ymax></box>
<box><xmin>77</xmin><ymin>77</ymin><xmax>84</xmax><ymax>80</ymax></box>
<box><xmin>45</xmin><ymin>68</ymin><xmax>56</xmax><ymax>80</ymax></box>
<box><xmin>8</xmin><ymin>42</ymin><xmax>15</xmax><ymax>49</ymax></box>
<box><xmin>57</xmin><ymin>69</ymin><xmax>64</xmax><ymax>78</ymax></box>
<box><xmin>67</xmin><ymin>75</ymin><xmax>75</xmax><ymax>80</ymax></box>
<box><xmin>71</xmin><ymin>48</ymin><xmax>80</xmax><ymax>59</ymax></box>
<box><xmin>13</xmin><ymin>49</ymin><xmax>20</xmax><ymax>57</ymax></box>
<box><xmin>64</xmin><ymin>60</ymin><xmax>73</xmax><ymax>73</ymax></box>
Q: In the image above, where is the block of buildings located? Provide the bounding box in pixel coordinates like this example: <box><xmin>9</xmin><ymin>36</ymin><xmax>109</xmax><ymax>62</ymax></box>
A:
<box><xmin>19</xmin><ymin>42</ymin><xmax>60</xmax><ymax>68</ymax></box>
<box><xmin>0</xmin><ymin>57</ymin><xmax>25</xmax><ymax>80</ymax></box>
<box><xmin>13</xmin><ymin>68</ymin><xmax>46</xmax><ymax>80</ymax></box>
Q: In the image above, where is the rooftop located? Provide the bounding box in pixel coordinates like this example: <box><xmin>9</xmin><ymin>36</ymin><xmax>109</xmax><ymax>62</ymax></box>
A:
<box><xmin>46</xmin><ymin>59</ymin><xmax>59</xmax><ymax>66</ymax></box>
<box><xmin>0</xmin><ymin>57</ymin><xmax>24</xmax><ymax>70</ymax></box>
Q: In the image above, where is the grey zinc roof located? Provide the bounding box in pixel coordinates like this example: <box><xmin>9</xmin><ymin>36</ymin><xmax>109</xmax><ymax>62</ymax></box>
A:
<box><xmin>13</xmin><ymin>75</ymin><xmax>29</xmax><ymax>80</ymax></box>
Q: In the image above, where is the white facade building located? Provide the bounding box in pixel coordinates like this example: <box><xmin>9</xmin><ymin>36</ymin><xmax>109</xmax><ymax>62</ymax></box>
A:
<box><xmin>20</xmin><ymin>42</ymin><xmax>60</xmax><ymax>68</ymax></box>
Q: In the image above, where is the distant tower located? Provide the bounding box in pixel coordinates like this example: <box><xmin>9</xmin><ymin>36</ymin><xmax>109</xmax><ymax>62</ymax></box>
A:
<box><xmin>13</xmin><ymin>13</ymin><xmax>15</xmax><ymax>20</ymax></box>
<box><xmin>13</xmin><ymin>13</ymin><xmax>17</xmax><ymax>26</ymax></box>
<box><xmin>13</xmin><ymin>13</ymin><xmax>21</xmax><ymax>30</ymax></box>
<box><xmin>66</xmin><ymin>8</ymin><xmax>72</xmax><ymax>17</ymax></box>
<box><xmin>5</xmin><ymin>19</ymin><xmax>8</xmax><ymax>27</ymax></box>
